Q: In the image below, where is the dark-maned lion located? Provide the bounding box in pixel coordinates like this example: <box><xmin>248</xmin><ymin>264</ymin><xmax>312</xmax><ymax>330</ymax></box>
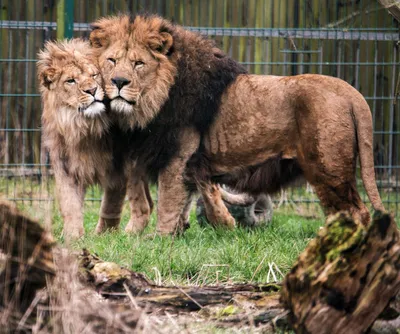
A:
<box><xmin>90</xmin><ymin>15</ymin><xmax>384</xmax><ymax>234</ymax></box>
<box><xmin>38</xmin><ymin>39</ymin><xmax>153</xmax><ymax>239</ymax></box>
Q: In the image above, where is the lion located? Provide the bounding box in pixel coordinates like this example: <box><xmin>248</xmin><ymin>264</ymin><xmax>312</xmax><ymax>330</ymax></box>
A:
<box><xmin>90</xmin><ymin>14</ymin><xmax>384</xmax><ymax>234</ymax></box>
<box><xmin>38</xmin><ymin>39</ymin><xmax>153</xmax><ymax>239</ymax></box>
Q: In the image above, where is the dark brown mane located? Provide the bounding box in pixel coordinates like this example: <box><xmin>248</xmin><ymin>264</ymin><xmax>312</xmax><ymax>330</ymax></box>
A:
<box><xmin>126</xmin><ymin>15</ymin><xmax>247</xmax><ymax>182</ymax></box>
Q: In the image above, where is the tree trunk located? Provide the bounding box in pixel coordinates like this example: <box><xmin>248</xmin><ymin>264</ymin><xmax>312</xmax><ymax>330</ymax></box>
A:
<box><xmin>281</xmin><ymin>211</ymin><xmax>400</xmax><ymax>334</ymax></box>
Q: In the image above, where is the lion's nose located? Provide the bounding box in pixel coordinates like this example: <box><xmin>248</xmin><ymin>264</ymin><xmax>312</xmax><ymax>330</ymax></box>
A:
<box><xmin>111</xmin><ymin>77</ymin><xmax>131</xmax><ymax>90</ymax></box>
<box><xmin>85</xmin><ymin>87</ymin><xmax>97</xmax><ymax>96</ymax></box>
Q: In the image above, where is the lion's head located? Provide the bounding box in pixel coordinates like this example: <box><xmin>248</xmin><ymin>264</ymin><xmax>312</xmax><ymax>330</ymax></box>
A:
<box><xmin>37</xmin><ymin>39</ymin><xmax>108</xmax><ymax>137</ymax></box>
<box><xmin>90</xmin><ymin>15</ymin><xmax>176</xmax><ymax>129</ymax></box>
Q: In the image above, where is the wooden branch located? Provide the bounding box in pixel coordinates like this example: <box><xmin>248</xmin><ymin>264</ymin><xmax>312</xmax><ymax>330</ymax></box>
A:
<box><xmin>281</xmin><ymin>211</ymin><xmax>400</xmax><ymax>334</ymax></box>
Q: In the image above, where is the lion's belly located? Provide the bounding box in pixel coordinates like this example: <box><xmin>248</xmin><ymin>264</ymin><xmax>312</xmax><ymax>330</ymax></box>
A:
<box><xmin>203</xmin><ymin>75</ymin><xmax>298</xmax><ymax>174</ymax></box>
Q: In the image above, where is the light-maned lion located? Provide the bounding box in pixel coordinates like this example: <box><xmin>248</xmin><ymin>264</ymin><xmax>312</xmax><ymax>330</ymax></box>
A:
<box><xmin>90</xmin><ymin>15</ymin><xmax>384</xmax><ymax>234</ymax></box>
<box><xmin>38</xmin><ymin>39</ymin><xmax>153</xmax><ymax>239</ymax></box>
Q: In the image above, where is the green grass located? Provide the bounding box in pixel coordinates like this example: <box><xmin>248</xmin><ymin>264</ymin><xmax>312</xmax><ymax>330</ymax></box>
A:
<box><xmin>49</xmin><ymin>201</ymin><xmax>324</xmax><ymax>285</ymax></box>
<box><xmin>2</xmin><ymin>177</ymin><xmax>399</xmax><ymax>286</ymax></box>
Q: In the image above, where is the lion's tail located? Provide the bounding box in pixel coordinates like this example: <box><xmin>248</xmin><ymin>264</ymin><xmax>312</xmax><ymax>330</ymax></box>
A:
<box><xmin>352</xmin><ymin>97</ymin><xmax>385</xmax><ymax>212</ymax></box>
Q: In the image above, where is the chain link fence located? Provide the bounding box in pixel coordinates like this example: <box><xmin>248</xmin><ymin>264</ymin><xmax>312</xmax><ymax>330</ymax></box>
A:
<box><xmin>0</xmin><ymin>0</ymin><xmax>399</xmax><ymax>216</ymax></box>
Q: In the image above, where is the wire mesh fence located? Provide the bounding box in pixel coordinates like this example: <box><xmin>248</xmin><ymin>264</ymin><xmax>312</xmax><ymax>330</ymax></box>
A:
<box><xmin>0</xmin><ymin>0</ymin><xmax>399</xmax><ymax>216</ymax></box>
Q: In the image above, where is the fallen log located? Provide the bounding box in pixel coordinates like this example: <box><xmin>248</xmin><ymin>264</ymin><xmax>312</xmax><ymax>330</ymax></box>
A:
<box><xmin>78</xmin><ymin>249</ymin><xmax>281</xmax><ymax>311</ymax></box>
<box><xmin>281</xmin><ymin>211</ymin><xmax>400</xmax><ymax>334</ymax></box>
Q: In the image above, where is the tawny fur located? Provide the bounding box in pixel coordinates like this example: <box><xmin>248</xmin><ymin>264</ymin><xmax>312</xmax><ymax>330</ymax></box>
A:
<box><xmin>90</xmin><ymin>15</ymin><xmax>384</xmax><ymax>234</ymax></box>
<box><xmin>38</xmin><ymin>39</ymin><xmax>153</xmax><ymax>239</ymax></box>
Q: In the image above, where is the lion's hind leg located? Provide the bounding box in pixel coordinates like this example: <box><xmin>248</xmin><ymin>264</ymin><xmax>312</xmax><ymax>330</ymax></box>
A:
<box><xmin>125</xmin><ymin>175</ymin><xmax>153</xmax><ymax>234</ymax></box>
<box><xmin>178</xmin><ymin>192</ymin><xmax>195</xmax><ymax>231</ymax></box>
<box><xmin>295</xmin><ymin>104</ymin><xmax>370</xmax><ymax>225</ymax></box>
<box><xmin>312</xmin><ymin>180</ymin><xmax>370</xmax><ymax>225</ymax></box>
<box><xmin>197</xmin><ymin>182</ymin><xmax>236</xmax><ymax>229</ymax></box>
<box><xmin>95</xmin><ymin>184</ymin><xmax>127</xmax><ymax>233</ymax></box>
<box><xmin>297</xmin><ymin>147</ymin><xmax>370</xmax><ymax>225</ymax></box>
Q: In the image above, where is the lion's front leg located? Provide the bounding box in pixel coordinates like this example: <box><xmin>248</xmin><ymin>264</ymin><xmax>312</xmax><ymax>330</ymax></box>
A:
<box><xmin>198</xmin><ymin>182</ymin><xmax>236</xmax><ymax>229</ymax></box>
<box><xmin>53</xmin><ymin>168</ymin><xmax>86</xmax><ymax>240</ymax></box>
<box><xmin>95</xmin><ymin>183</ymin><xmax>127</xmax><ymax>234</ymax></box>
<box><xmin>157</xmin><ymin>172</ymin><xmax>193</xmax><ymax>235</ymax></box>
<box><xmin>156</xmin><ymin>128</ymin><xmax>200</xmax><ymax>235</ymax></box>
<box><xmin>125</xmin><ymin>170</ymin><xmax>154</xmax><ymax>234</ymax></box>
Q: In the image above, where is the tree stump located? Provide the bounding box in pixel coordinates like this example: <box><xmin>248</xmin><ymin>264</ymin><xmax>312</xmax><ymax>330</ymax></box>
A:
<box><xmin>281</xmin><ymin>211</ymin><xmax>400</xmax><ymax>334</ymax></box>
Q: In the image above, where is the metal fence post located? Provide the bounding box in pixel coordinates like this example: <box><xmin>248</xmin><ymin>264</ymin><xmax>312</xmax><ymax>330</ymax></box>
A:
<box><xmin>57</xmin><ymin>0</ymin><xmax>74</xmax><ymax>40</ymax></box>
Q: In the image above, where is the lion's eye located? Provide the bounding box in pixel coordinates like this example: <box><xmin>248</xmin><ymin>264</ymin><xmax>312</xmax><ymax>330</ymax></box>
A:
<box><xmin>65</xmin><ymin>78</ymin><xmax>76</xmax><ymax>84</ymax></box>
<box><xmin>92</xmin><ymin>73</ymin><xmax>99</xmax><ymax>78</ymax></box>
<box><xmin>107</xmin><ymin>58</ymin><xmax>116</xmax><ymax>64</ymax></box>
<box><xmin>135</xmin><ymin>61</ymin><xmax>144</xmax><ymax>68</ymax></box>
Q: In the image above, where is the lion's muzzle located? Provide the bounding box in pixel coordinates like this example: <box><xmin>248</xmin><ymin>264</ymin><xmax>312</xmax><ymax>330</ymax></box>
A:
<box><xmin>84</xmin><ymin>87</ymin><xmax>97</xmax><ymax>96</ymax></box>
<box><xmin>109</xmin><ymin>76</ymin><xmax>139</xmax><ymax>112</ymax></box>
<box><xmin>111</xmin><ymin>77</ymin><xmax>131</xmax><ymax>90</ymax></box>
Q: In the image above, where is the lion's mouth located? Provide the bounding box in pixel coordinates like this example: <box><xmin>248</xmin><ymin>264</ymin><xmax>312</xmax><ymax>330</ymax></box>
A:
<box><xmin>79</xmin><ymin>101</ymin><xmax>106</xmax><ymax>118</ymax></box>
<box><xmin>79</xmin><ymin>100</ymin><xmax>104</xmax><ymax>113</ymax></box>
<box><xmin>115</xmin><ymin>96</ymin><xmax>136</xmax><ymax>106</ymax></box>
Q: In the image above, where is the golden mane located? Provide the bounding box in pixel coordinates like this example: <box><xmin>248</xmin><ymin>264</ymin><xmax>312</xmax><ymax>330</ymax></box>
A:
<box><xmin>38</xmin><ymin>39</ymin><xmax>109</xmax><ymax>142</ymax></box>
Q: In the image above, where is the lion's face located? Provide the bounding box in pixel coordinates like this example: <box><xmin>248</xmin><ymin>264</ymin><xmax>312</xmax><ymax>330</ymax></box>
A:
<box><xmin>51</xmin><ymin>64</ymin><xmax>105</xmax><ymax>118</ymax></box>
<box><xmin>90</xmin><ymin>15</ymin><xmax>176</xmax><ymax>128</ymax></box>
<box><xmin>38</xmin><ymin>39</ymin><xmax>106</xmax><ymax>121</ymax></box>
<box><xmin>99</xmin><ymin>42</ymin><xmax>160</xmax><ymax>115</ymax></box>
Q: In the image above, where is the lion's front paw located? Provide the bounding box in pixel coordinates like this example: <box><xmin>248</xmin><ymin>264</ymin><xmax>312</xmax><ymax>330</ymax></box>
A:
<box><xmin>124</xmin><ymin>219</ymin><xmax>148</xmax><ymax>234</ymax></box>
<box><xmin>208</xmin><ymin>213</ymin><xmax>236</xmax><ymax>229</ymax></box>
<box><xmin>218</xmin><ymin>215</ymin><xmax>236</xmax><ymax>229</ymax></box>
<box><xmin>228</xmin><ymin>216</ymin><xmax>236</xmax><ymax>229</ymax></box>
<box><xmin>95</xmin><ymin>217</ymin><xmax>120</xmax><ymax>234</ymax></box>
<box><xmin>155</xmin><ymin>220</ymin><xmax>190</xmax><ymax>236</ymax></box>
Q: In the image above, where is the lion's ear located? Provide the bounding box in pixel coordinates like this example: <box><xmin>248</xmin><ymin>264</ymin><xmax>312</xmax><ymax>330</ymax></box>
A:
<box><xmin>159</xmin><ymin>32</ymin><xmax>173</xmax><ymax>54</ymax></box>
<box><xmin>89</xmin><ymin>25</ymin><xmax>109</xmax><ymax>48</ymax></box>
<box><xmin>149</xmin><ymin>32</ymin><xmax>173</xmax><ymax>55</ymax></box>
<box><xmin>38</xmin><ymin>67</ymin><xmax>58</xmax><ymax>90</ymax></box>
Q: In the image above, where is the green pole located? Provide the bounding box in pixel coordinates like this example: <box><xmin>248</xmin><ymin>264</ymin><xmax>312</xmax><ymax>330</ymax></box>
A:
<box><xmin>57</xmin><ymin>0</ymin><xmax>74</xmax><ymax>40</ymax></box>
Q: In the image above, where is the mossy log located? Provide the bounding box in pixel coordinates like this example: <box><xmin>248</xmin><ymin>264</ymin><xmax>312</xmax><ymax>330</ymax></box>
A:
<box><xmin>281</xmin><ymin>211</ymin><xmax>400</xmax><ymax>334</ymax></box>
<box><xmin>0</xmin><ymin>201</ymin><xmax>55</xmax><ymax>313</ymax></box>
